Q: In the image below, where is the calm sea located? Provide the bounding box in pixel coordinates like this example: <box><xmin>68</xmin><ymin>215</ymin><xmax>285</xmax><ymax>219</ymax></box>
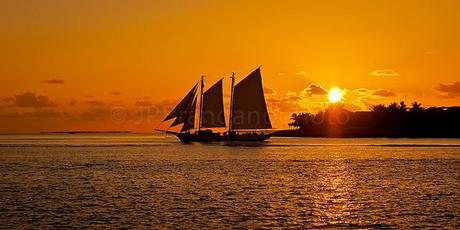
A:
<box><xmin>0</xmin><ymin>134</ymin><xmax>459</xmax><ymax>229</ymax></box>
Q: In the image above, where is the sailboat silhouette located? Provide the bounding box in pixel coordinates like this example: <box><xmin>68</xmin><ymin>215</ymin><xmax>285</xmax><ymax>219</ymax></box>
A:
<box><xmin>158</xmin><ymin>67</ymin><xmax>272</xmax><ymax>142</ymax></box>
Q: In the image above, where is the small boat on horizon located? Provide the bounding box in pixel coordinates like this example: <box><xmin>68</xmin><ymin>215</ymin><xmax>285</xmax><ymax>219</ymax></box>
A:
<box><xmin>157</xmin><ymin>67</ymin><xmax>273</xmax><ymax>142</ymax></box>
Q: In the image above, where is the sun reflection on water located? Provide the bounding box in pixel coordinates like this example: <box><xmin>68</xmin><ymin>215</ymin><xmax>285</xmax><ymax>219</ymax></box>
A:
<box><xmin>311</xmin><ymin>159</ymin><xmax>358</xmax><ymax>228</ymax></box>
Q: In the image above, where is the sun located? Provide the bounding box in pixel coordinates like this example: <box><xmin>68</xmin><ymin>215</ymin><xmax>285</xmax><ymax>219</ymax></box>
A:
<box><xmin>328</xmin><ymin>87</ymin><xmax>343</xmax><ymax>103</ymax></box>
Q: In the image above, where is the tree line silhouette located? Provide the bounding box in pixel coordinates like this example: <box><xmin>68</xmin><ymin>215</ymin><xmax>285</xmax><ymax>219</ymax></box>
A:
<box><xmin>273</xmin><ymin>102</ymin><xmax>460</xmax><ymax>137</ymax></box>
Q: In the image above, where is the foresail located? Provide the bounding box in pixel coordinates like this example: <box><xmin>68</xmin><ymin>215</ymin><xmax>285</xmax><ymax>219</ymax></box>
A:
<box><xmin>201</xmin><ymin>79</ymin><xmax>226</xmax><ymax>128</ymax></box>
<box><xmin>180</xmin><ymin>96</ymin><xmax>197</xmax><ymax>132</ymax></box>
<box><xmin>164</xmin><ymin>84</ymin><xmax>197</xmax><ymax>121</ymax></box>
<box><xmin>164</xmin><ymin>83</ymin><xmax>198</xmax><ymax>132</ymax></box>
<box><xmin>230</xmin><ymin>68</ymin><xmax>272</xmax><ymax>130</ymax></box>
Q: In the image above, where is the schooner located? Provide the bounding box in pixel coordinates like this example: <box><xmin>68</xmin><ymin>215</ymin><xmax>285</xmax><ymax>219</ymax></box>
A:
<box><xmin>159</xmin><ymin>67</ymin><xmax>272</xmax><ymax>142</ymax></box>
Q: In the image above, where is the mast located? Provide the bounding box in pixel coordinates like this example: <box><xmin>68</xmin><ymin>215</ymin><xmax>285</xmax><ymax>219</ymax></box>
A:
<box><xmin>199</xmin><ymin>75</ymin><xmax>204</xmax><ymax>131</ymax></box>
<box><xmin>228</xmin><ymin>72</ymin><xmax>235</xmax><ymax>132</ymax></box>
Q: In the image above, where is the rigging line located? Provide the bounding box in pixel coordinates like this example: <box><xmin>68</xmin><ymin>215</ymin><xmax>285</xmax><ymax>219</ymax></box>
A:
<box><xmin>232</xmin><ymin>65</ymin><xmax>263</xmax><ymax>76</ymax></box>
<box><xmin>204</xmin><ymin>76</ymin><xmax>225</xmax><ymax>86</ymax></box>
<box><xmin>198</xmin><ymin>65</ymin><xmax>262</xmax><ymax>79</ymax></box>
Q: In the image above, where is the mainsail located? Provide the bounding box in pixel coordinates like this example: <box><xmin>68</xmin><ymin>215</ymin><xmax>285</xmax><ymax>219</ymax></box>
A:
<box><xmin>201</xmin><ymin>79</ymin><xmax>226</xmax><ymax>128</ymax></box>
<box><xmin>230</xmin><ymin>68</ymin><xmax>272</xmax><ymax>130</ymax></box>
<box><xmin>164</xmin><ymin>84</ymin><xmax>198</xmax><ymax>131</ymax></box>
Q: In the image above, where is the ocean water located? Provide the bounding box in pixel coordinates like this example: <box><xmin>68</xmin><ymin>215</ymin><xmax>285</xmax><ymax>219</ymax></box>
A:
<box><xmin>0</xmin><ymin>134</ymin><xmax>459</xmax><ymax>229</ymax></box>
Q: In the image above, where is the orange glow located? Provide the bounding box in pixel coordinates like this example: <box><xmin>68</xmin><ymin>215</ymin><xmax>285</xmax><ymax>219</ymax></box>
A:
<box><xmin>0</xmin><ymin>0</ymin><xmax>460</xmax><ymax>133</ymax></box>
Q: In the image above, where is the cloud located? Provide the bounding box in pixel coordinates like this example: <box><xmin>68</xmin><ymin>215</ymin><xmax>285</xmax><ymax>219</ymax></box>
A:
<box><xmin>295</xmin><ymin>71</ymin><xmax>310</xmax><ymax>77</ymax></box>
<box><xmin>134</xmin><ymin>100</ymin><xmax>153</xmax><ymax>106</ymax></box>
<box><xmin>82</xmin><ymin>99</ymin><xmax>178</xmax><ymax>122</ymax></box>
<box><xmin>110</xmin><ymin>101</ymin><xmax>125</xmax><ymax>106</ymax></box>
<box><xmin>43</xmin><ymin>78</ymin><xmax>64</xmax><ymax>84</ymax></box>
<box><xmin>371</xmin><ymin>69</ymin><xmax>399</xmax><ymax>77</ymax></box>
<box><xmin>13</xmin><ymin>92</ymin><xmax>56</xmax><ymax>108</ymax></box>
<box><xmin>146</xmin><ymin>100</ymin><xmax>177</xmax><ymax>117</ymax></box>
<box><xmin>266</xmin><ymin>97</ymin><xmax>303</xmax><ymax>113</ymax></box>
<box><xmin>1</xmin><ymin>97</ymin><xmax>13</xmax><ymax>103</ymax></box>
<box><xmin>341</xmin><ymin>102</ymin><xmax>363</xmax><ymax>111</ymax></box>
<box><xmin>373</xmin><ymin>89</ymin><xmax>396</xmax><ymax>97</ymax></box>
<box><xmin>435</xmin><ymin>81</ymin><xmax>460</xmax><ymax>97</ymax></box>
<box><xmin>3</xmin><ymin>109</ymin><xmax>61</xmax><ymax>119</ymax></box>
<box><xmin>79</xmin><ymin>107</ymin><xmax>111</xmax><ymax>120</ymax></box>
<box><xmin>112</xmin><ymin>91</ymin><xmax>121</xmax><ymax>96</ymax></box>
<box><xmin>69</xmin><ymin>99</ymin><xmax>77</xmax><ymax>106</ymax></box>
<box><xmin>353</xmin><ymin>88</ymin><xmax>370</xmax><ymax>94</ymax></box>
<box><xmin>302</xmin><ymin>84</ymin><xmax>328</xmax><ymax>96</ymax></box>
<box><xmin>263</xmin><ymin>87</ymin><xmax>276</xmax><ymax>95</ymax></box>
<box><xmin>85</xmin><ymin>100</ymin><xmax>106</xmax><ymax>106</ymax></box>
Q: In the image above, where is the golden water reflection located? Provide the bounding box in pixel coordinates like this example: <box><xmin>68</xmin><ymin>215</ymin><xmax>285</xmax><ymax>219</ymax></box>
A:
<box><xmin>312</xmin><ymin>159</ymin><xmax>358</xmax><ymax>228</ymax></box>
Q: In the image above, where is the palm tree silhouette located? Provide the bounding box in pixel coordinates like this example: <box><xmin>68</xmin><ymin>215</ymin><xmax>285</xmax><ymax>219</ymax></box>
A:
<box><xmin>398</xmin><ymin>101</ymin><xmax>407</xmax><ymax>112</ymax></box>
<box><xmin>410</xmin><ymin>102</ymin><xmax>423</xmax><ymax>113</ymax></box>
<box><xmin>371</xmin><ymin>104</ymin><xmax>387</xmax><ymax>113</ymax></box>
<box><xmin>388</xmin><ymin>102</ymin><xmax>398</xmax><ymax>112</ymax></box>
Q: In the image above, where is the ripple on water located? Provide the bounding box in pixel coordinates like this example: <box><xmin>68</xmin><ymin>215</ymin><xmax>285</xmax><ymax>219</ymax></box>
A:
<box><xmin>1</xmin><ymin>137</ymin><xmax>460</xmax><ymax>228</ymax></box>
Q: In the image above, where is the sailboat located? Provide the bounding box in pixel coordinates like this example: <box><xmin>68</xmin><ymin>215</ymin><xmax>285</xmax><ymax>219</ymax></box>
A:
<box><xmin>159</xmin><ymin>67</ymin><xmax>272</xmax><ymax>142</ymax></box>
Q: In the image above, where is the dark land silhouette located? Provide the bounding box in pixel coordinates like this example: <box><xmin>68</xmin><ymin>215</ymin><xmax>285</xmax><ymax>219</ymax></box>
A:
<box><xmin>272</xmin><ymin>102</ymin><xmax>460</xmax><ymax>138</ymax></box>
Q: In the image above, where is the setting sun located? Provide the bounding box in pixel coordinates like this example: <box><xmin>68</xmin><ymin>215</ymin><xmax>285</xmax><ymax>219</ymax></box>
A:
<box><xmin>328</xmin><ymin>87</ymin><xmax>343</xmax><ymax>103</ymax></box>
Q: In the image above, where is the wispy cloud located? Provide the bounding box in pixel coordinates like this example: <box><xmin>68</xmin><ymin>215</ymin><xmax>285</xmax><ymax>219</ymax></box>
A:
<box><xmin>43</xmin><ymin>78</ymin><xmax>64</xmax><ymax>84</ymax></box>
<box><xmin>13</xmin><ymin>92</ymin><xmax>56</xmax><ymax>108</ymax></box>
<box><xmin>1</xmin><ymin>97</ymin><xmax>13</xmax><ymax>103</ymax></box>
<box><xmin>84</xmin><ymin>100</ymin><xmax>106</xmax><ymax>107</ymax></box>
<box><xmin>371</xmin><ymin>69</ymin><xmax>399</xmax><ymax>77</ymax></box>
<box><xmin>3</xmin><ymin>109</ymin><xmax>61</xmax><ymax>119</ymax></box>
<box><xmin>134</xmin><ymin>100</ymin><xmax>153</xmax><ymax>106</ymax></box>
<box><xmin>69</xmin><ymin>99</ymin><xmax>77</xmax><ymax>106</ymax></box>
<box><xmin>263</xmin><ymin>87</ymin><xmax>276</xmax><ymax>95</ymax></box>
<box><xmin>435</xmin><ymin>81</ymin><xmax>460</xmax><ymax>97</ymax></box>
<box><xmin>302</xmin><ymin>84</ymin><xmax>328</xmax><ymax>96</ymax></box>
<box><xmin>266</xmin><ymin>97</ymin><xmax>303</xmax><ymax>113</ymax></box>
<box><xmin>373</xmin><ymin>89</ymin><xmax>396</xmax><ymax>97</ymax></box>
<box><xmin>295</xmin><ymin>71</ymin><xmax>310</xmax><ymax>77</ymax></box>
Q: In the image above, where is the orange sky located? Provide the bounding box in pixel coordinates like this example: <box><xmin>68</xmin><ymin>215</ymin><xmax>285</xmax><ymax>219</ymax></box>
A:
<box><xmin>1</xmin><ymin>0</ymin><xmax>459</xmax><ymax>133</ymax></box>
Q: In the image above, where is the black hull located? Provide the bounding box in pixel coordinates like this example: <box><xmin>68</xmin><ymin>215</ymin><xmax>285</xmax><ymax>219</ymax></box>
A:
<box><xmin>176</xmin><ymin>132</ymin><xmax>270</xmax><ymax>142</ymax></box>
